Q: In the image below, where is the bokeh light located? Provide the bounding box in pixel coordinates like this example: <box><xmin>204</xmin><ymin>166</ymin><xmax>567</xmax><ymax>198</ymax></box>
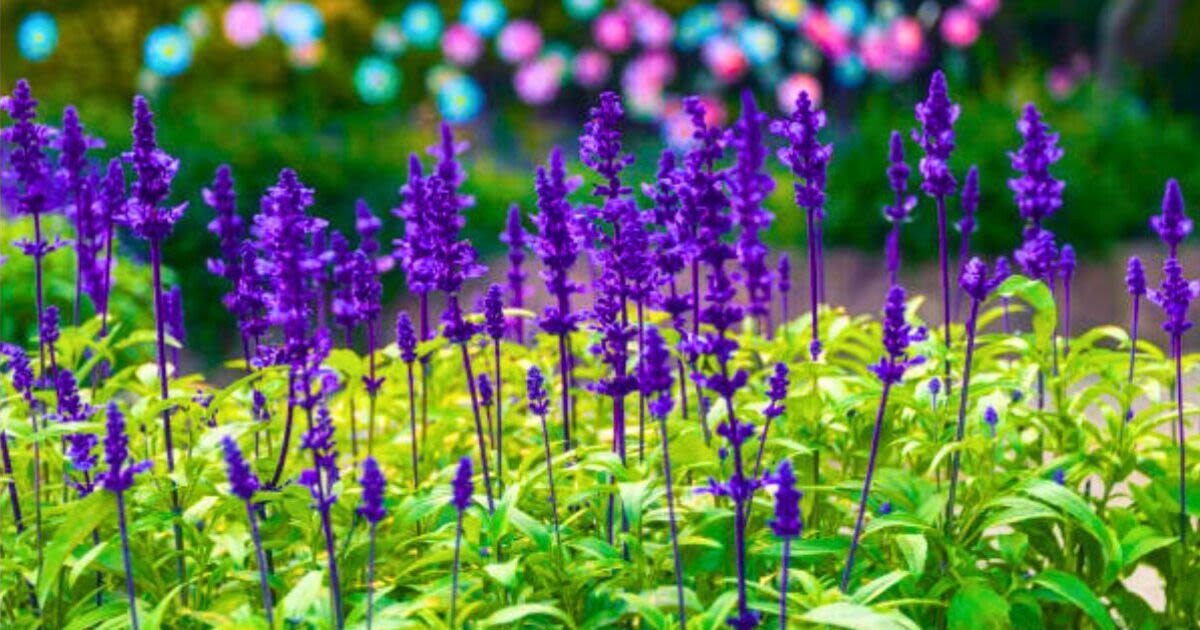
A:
<box><xmin>564</xmin><ymin>0</ymin><xmax>604</xmax><ymax>22</ymax></box>
<box><xmin>274</xmin><ymin>2</ymin><xmax>323</xmax><ymax>47</ymax></box>
<box><xmin>461</xmin><ymin>0</ymin><xmax>507</xmax><ymax>37</ymax></box>
<box><xmin>443</xmin><ymin>24</ymin><xmax>485</xmax><ymax>67</ymax></box>
<box><xmin>18</xmin><ymin>12</ymin><xmax>58</xmax><ymax>62</ymax></box>
<box><xmin>497</xmin><ymin>20</ymin><xmax>542</xmax><ymax>64</ymax></box>
<box><xmin>827</xmin><ymin>0</ymin><xmax>868</xmax><ymax>35</ymax></box>
<box><xmin>437</xmin><ymin>75</ymin><xmax>485</xmax><ymax>122</ymax></box>
<box><xmin>354</xmin><ymin>56</ymin><xmax>401</xmax><ymax>104</ymax></box>
<box><xmin>573</xmin><ymin>48</ymin><xmax>611</xmax><ymax>88</ymax></box>
<box><xmin>288</xmin><ymin>39</ymin><xmax>325</xmax><ymax>69</ymax></box>
<box><xmin>402</xmin><ymin>2</ymin><xmax>444</xmax><ymax>50</ymax></box>
<box><xmin>737</xmin><ymin>20</ymin><xmax>781</xmax><ymax>66</ymax></box>
<box><xmin>223</xmin><ymin>2</ymin><xmax>266</xmax><ymax>48</ymax></box>
<box><xmin>372</xmin><ymin>19</ymin><xmax>406</xmax><ymax>57</ymax></box>
<box><xmin>678</xmin><ymin>4</ymin><xmax>722</xmax><ymax>50</ymax></box>
<box><xmin>144</xmin><ymin>25</ymin><xmax>194</xmax><ymax>77</ymax></box>
<box><xmin>941</xmin><ymin>7</ymin><xmax>981</xmax><ymax>48</ymax></box>
<box><xmin>593</xmin><ymin>11</ymin><xmax>634</xmax><ymax>53</ymax></box>
<box><xmin>515</xmin><ymin>58</ymin><xmax>563</xmax><ymax>105</ymax></box>
<box><xmin>181</xmin><ymin>6</ymin><xmax>211</xmax><ymax>42</ymax></box>
<box><xmin>702</xmin><ymin>35</ymin><xmax>749</xmax><ymax>83</ymax></box>
<box><xmin>777</xmin><ymin>72</ymin><xmax>822</xmax><ymax>112</ymax></box>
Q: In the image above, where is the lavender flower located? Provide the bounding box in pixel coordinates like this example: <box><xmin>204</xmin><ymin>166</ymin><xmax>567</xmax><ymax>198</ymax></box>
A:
<box><xmin>96</xmin><ymin>158</ymin><xmax>125</xmax><ymax>332</ymax></box>
<box><xmin>397</xmin><ymin>312</ymin><xmax>420</xmax><ymax>488</ymax></box>
<box><xmin>449</xmin><ymin>456</ymin><xmax>473</xmax><ymax>626</ymax></box>
<box><xmin>478</xmin><ymin>372</ymin><xmax>494</xmax><ymax>408</ymax></box>
<box><xmin>4</xmin><ymin>80</ymin><xmax>61</xmax><ymax>373</ymax></box>
<box><xmin>772</xmin><ymin>90</ymin><xmax>831</xmax><ymax>359</ymax></box>
<box><xmin>754</xmin><ymin>363</ymin><xmax>790</xmax><ymax>477</ymax></box>
<box><xmin>1151</xmin><ymin>178</ymin><xmax>1190</xmax><ymax>258</ymax></box>
<box><xmin>1052</xmin><ymin>468</ymin><xmax>1066</xmax><ymax>486</ymax></box>
<box><xmin>770</xmin><ymin>460</ymin><xmax>803</xmax><ymax>630</ymax></box>
<box><xmin>122</xmin><ymin>96</ymin><xmax>186</xmax><ymax>241</ymax></box>
<box><xmin>526</xmin><ymin>367</ymin><xmax>560</xmax><ymax>545</ymax></box>
<box><xmin>729</xmin><ymin>90</ymin><xmax>777</xmax><ymax>328</ymax></box>
<box><xmin>983</xmin><ymin>406</ymin><xmax>999</xmax><ymax>437</ymax></box>
<box><xmin>204</xmin><ymin>165</ymin><xmax>242</xmax><ymax>281</ymax></box>
<box><xmin>355</xmin><ymin>199</ymin><xmax>382</xmax><ymax>257</ymax></box>
<box><xmin>883</xmin><ymin>131</ymin><xmax>916</xmax><ymax>284</ymax></box>
<box><xmin>483</xmin><ymin>283</ymin><xmax>505</xmax><ymax>341</ymax></box>
<box><xmin>1008</xmin><ymin>103</ymin><xmax>1064</xmax><ymax>227</ymax></box>
<box><xmin>946</xmin><ymin>257</ymin><xmax>1008</xmax><ymax>535</ymax></box>
<box><xmin>1014</xmin><ymin>226</ymin><xmax>1059</xmax><ymax>285</ymax></box>
<box><xmin>358</xmin><ymin>456</ymin><xmax>387</xmax><ymax>630</ymax></box>
<box><xmin>499</xmin><ymin>204</ymin><xmax>528</xmax><ymax>342</ymax></box>
<box><xmin>298</xmin><ymin>405</ymin><xmax>344</xmax><ymax>628</ymax></box>
<box><xmin>955</xmin><ymin>166</ymin><xmax>980</xmax><ymax>314</ymax></box>
<box><xmin>59</xmin><ymin>105</ymin><xmax>102</xmax><ymax>324</ymax></box>
<box><xmin>580</xmin><ymin>91</ymin><xmax>634</xmax><ymax>199</ymax></box>
<box><xmin>482</xmin><ymin>283</ymin><xmax>507</xmax><ymax>483</ymax></box>
<box><xmin>1126</xmin><ymin>256</ymin><xmax>1146</xmax><ymax>396</ymax></box>
<box><xmin>221</xmin><ymin>435</ymin><xmax>273</xmax><ymax>625</ymax></box>
<box><xmin>163</xmin><ymin>285</ymin><xmax>185</xmax><ymax>370</ymax></box>
<box><xmin>100</xmin><ymin>402</ymin><xmax>150</xmax><ymax>630</ymax></box>
<box><xmin>532</xmin><ymin>147</ymin><xmax>584</xmax><ymax>451</ymax></box>
<box><xmin>843</xmin><ymin>283</ymin><xmax>923</xmax><ymax>593</ymax></box>
<box><xmin>777</xmin><ymin>253</ymin><xmax>791</xmax><ymax>324</ymax></box>
<box><xmin>913</xmin><ymin>70</ymin><xmax>959</xmax><ymax>384</ymax></box>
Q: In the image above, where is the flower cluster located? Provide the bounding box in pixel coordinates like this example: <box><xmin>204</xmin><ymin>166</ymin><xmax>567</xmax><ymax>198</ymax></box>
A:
<box><xmin>1008</xmin><ymin>103</ymin><xmax>1064</xmax><ymax>226</ymax></box>
<box><xmin>870</xmin><ymin>285</ymin><xmax>926</xmax><ymax>385</ymax></box>
<box><xmin>122</xmin><ymin>96</ymin><xmax>186</xmax><ymax>241</ymax></box>
<box><xmin>912</xmin><ymin>70</ymin><xmax>959</xmax><ymax>199</ymax></box>
<box><xmin>221</xmin><ymin>435</ymin><xmax>261</xmax><ymax>501</ymax></box>
<box><xmin>358</xmin><ymin>456</ymin><xmax>387</xmax><ymax>525</ymax></box>
<box><xmin>99</xmin><ymin>402</ymin><xmax>151</xmax><ymax>493</ymax></box>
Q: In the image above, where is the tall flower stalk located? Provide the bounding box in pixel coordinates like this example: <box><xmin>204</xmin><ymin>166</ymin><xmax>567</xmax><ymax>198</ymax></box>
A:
<box><xmin>500</xmin><ymin>205</ymin><xmax>528</xmax><ymax>343</ymax></box>
<box><xmin>1149</xmin><ymin>257</ymin><xmax>1196</xmax><ymax>550</ymax></box>
<box><xmin>945</xmin><ymin>257</ymin><xmax>1006</xmax><ymax>536</ymax></box>
<box><xmin>1059</xmin><ymin>245</ymin><xmax>1076</xmax><ymax>357</ymax></box>
<box><xmin>955</xmin><ymin>166</ymin><xmax>980</xmax><ymax>315</ymax></box>
<box><xmin>298</xmin><ymin>405</ymin><xmax>344</xmax><ymax>629</ymax></box>
<box><xmin>2</xmin><ymin>345</ymin><xmax>38</xmax><ymax>566</ymax></box>
<box><xmin>58</xmin><ymin>105</ymin><xmax>102</xmax><ymax>326</ymax></box>
<box><xmin>883</xmin><ymin>131</ymin><xmax>915</xmax><ymax>285</ymax></box>
<box><xmin>730</xmin><ymin>90</ymin><xmax>777</xmax><ymax>334</ymax></box>
<box><xmin>99</xmin><ymin>402</ymin><xmax>151</xmax><ymax>630</ymax></box>
<box><xmin>5</xmin><ymin>80</ymin><xmax>62</xmax><ymax>374</ymax></box>
<box><xmin>358</xmin><ymin>456</ymin><xmax>387</xmax><ymax>630</ymax></box>
<box><xmin>772</xmin><ymin>90</ymin><xmax>832</xmax><ymax>360</ymax></box>
<box><xmin>777</xmin><ymin>254</ymin><xmax>791</xmax><ymax>325</ymax></box>
<box><xmin>221</xmin><ymin>436</ymin><xmax>273</xmax><ymax>625</ymax></box>
<box><xmin>526</xmin><ymin>367</ymin><xmax>561</xmax><ymax>546</ymax></box>
<box><xmin>754</xmin><ymin>363</ymin><xmax>790</xmax><ymax>477</ymax></box>
<box><xmin>531</xmin><ymin>147</ymin><xmax>583</xmax><ymax>451</ymax></box>
<box><xmin>449</xmin><ymin>456</ymin><xmax>473</xmax><ymax>627</ymax></box>
<box><xmin>769</xmin><ymin>460</ymin><xmax>802</xmax><ymax>630</ymax></box>
<box><xmin>484</xmin><ymin>285</ymin><xmax>506</xmax><ymax>485</ymax></box>
<box><xmin>841</xmin><ymin>284</ymin><xmax>924</xmax><ymax>592</ymax></box>
<box><xmin>396</xmin><ymin>312</ymin><xmax>420</xmax><ymax>488</ymax></box>
<box><xmin>355</xmin><ymin>201</ymin><xmax>385</xmax><ymax>455</ymax></box>
<box><xmin>913</xmin><ymin>70</ymin><xmax>960</xmax><ymax>387</ymax></box>
<box><xmin>1125</xmin><ymin>256</ymin><xmax>1146</xmax><ymax>418</ymax></box>
<box><xmin>121</xmin><ymin>95</ymin><xmax>189</xmax><ymax>591</ymax></box>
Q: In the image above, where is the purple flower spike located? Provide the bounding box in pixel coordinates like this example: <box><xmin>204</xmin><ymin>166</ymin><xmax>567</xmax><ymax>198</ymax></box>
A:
<box><xmin>913</xmin><ymin>70</ymin><xmax>960</xmax><ymax>199</ymax></box>
<box><xmin>1008</xmin><ymin>103</ymin><xmax>1064</xmax><ymax>226</ymax></box>
<box><xmin>478</xmin><ymin>372</ymin><xmax>494</xmax><ymax>408</ymax></box>
<box><xmin>396</xmin><ymin>311</ymin><xmax>417</xmax><ymax>364</ymax></box>
<box><xmin>984</xmin><ymin>406</ymin><xmax>999</xmax><ymax>436</ymax></box>
<box><xmin>100</xmin><ymin>403</ymin><xmax>151</xmax><ymax>494</ymax></box>
<box><xmin>355</xmin><ymin>199</ymin><xmax>383</xmax><ymax>257</ymax></box>
<box><xmin>204</xmin><ymin>165</ymin><xmax>242</xmax><ymax>280</ymax></box>
<box><xmin>358</xmin><ymin>456</ymin><xmax>387</xmax><ymax>524</ymax></box>
<box><xmin>451</xmin><ymin>456</ymin><xmax>474</xmax><ymax>512</ymax></box>
<box><xmin>1151</xmin><ymin>179</ymin><xmax>1190</xmax><ymax>257</ymax></box>
<box><xmin>870</xmin><ymin>285</ymin><xmax>926</xmax><ymax>385</ymax></box>
<box><xmin>1014</xmin><ymin>226</ymin><xmax>1059</xmax><ymax>284</ymax></box>
<box><xmin>730</xmin><ymin>90</ymin><xmax>777</xmax><ymax>325</ymax></box>
<box><xmin>122</xmin><ymin>96</ymin><xmax>186</xmax><ymax>241</ymax></box>
<box><xmin>580</xmin><ymin>91</ymin><xmax>634</xmax><ymax>198</ymax></box>
<box><xmin>959</xmin><ymin>256</ymin><xmax>1007</xmax><ymax>303</ymax></box>
<box><xmin>1151</xmin><ymin>258</ymin><xmax>1199</xmax><ymax>337</ymax></box>
<box><xmin>3</xmin><ymin>79</ymin><xmax>55</xmax><ymax>217</ymax></box>
<box><xmin>527</xmin><ymin>365</ymin><xmax>550</xmax><ymax>417</ymax></box>
<box><xmin>40</xmin><ymin>304</ymin><xmax>60</xmax><ymax>347</ymax></box>
<box><xmin>483</xmin><ymin>284</ymin><xmax>505</xmax><ymax>341</ymax></box>
<box><xmin>769</xmin><ymin>460</ymin><xmax>803</xmax><ymax>538</ymax></box>
<box><xmin>500</xmin><ymin>204</ymin><xmax>528</xmax><ymax>341</ymax></box>
<box><xmin>777</xmin><ymin>253</ymin><xmax>791</xmax><ymax>322</ymax></box>
<box><xmin>1127</xmin><ymin>256</ymin><xmax>1147</xmax><ymax>297</ymax></box>
<box><xmin>886</xmin><ymin>130</ymin><xmax>912</xmax><ymax>204</ymax></box>
<box><xmin>221</xmin><ymin>435</ymin><xmax>260</xmax><ymax>501</ymax></box>
<box><xmin>771</xmin><ymin>90</ymin><xmax>831</xmax><ymax>359</ymax></box>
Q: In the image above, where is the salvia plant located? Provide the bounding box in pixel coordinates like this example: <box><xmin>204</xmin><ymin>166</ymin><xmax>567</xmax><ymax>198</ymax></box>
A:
<box><xmin>0</xmin><ymin>75</ymin><xmax>1198</xmax><ymax>630</ymax></box>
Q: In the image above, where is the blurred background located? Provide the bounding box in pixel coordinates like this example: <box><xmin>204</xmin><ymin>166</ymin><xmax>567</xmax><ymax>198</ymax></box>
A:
<box><xmin>2</xmin><ymin>0</ymin><xmax>1199</xmax><ymax>368</ymax></box>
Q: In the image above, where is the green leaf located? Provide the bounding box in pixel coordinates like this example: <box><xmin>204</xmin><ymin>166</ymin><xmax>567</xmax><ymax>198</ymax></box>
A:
<box><xmin>1021</xmin><ymin>480</ymin><xmax>1121</xmax><ymax>585</ymax></box>
<box><xmin>947</xmin><ymin>582</ymin><xmax>1011</xmax><ymax>630</ymax></box>
<box><xmin>483</xmin><ymin>558</ymin><xmax>520</xmax><ymax>589</ymax></box>
<box><xmin>852</xmin><ymin>570</ymin><xmax>910</xmax><ymax>605</ymax></box>
<box><xmin>893</xmin><ymin>535</ymin><xmax>927</xmax><ymax>575</ymax></box>
<box><xmin>801</xmin><ymin>602</ymin><xmax>921</xmax><ymax>630</ymax></box>
<box><xmin>39</xmin><ymin>492</ymin><xmax>112</xmax><ymax>605</ymax></box>
<box><xmin>1119</xmin><ymin>526</ymin><xmax>1176</xmax><ymax>569</ymax></box>
<box><xmin>282</xmin><ymin>571</ymin><xmax>324</xmax><ymax>620</ymax></box>
<box><xmin>1031</xmin><ymin>570</ymin><xmax>1115</xmax><ymax>630</ymax></box>
<box><xmin>477</xmin><ymin>603</ymin><xmax>576</xmax><ymax>628</ymax></box>
<box><xmin>995</xmin><ymin>275</ymin><xmax>1057</xmax><ymax>357</ymax></box>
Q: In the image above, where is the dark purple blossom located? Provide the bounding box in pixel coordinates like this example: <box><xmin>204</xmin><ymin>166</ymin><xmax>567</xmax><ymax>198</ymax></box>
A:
<box><xmin>769</xmin><ymin>459</ymin><xmax>802</xmax><ymax>538</ymax></box>
<box><xmin>393</xmin><ymin>154</ymin><xmax>436</xmax><ymax>297</ymax></box>
<box><xmin>870</xmin><ymin>285</ymin><xmax>926</xmax><ymax>385</ymax></box>
<box><xmin>358</xmin><ymin>456</ymin><xmax>387</xmax><ymax>524</ymax></box>
<box><xmin>478</xmin><ymin>372</ymin><xmax>493</xmax><ymax>408</ymax></box>
<box><xmin>99</xmin><ymin>403</ymin><xmax>151</xmax><ymax>493</ymax></box>
<box><xmin>204</xmin><ymin>165</ymin><xmax>242</xmax><ymax>280</ymax></box>
<box><xmin>1127</xmin><ymin>256</ymin><xmax>1147</xmax><ymax>297</ymax></box>
<box><xmin>221</xmin><ymin>435</ymin><xmax>260</xmax><ymax>501</ymax></box>
<box><xmin>355</xmin><ymin>198</ymin><xmax>383</xmax><ymax>257</ymax></box>
<box><xmin>1151</xmin><ymin>257</ymin><xmax>1199</xmax><ymax>336</ymax></box>
<box><xmin>3</xmin><ymin>79</ymin><xmax>56</xmax><ymax>217</ymax></box>
<box><xmin>122</xmin><ymin>96</ymin><xmax>186</xmax><ymax>241</ymax></box>
<box><xmin>483</xmin><ymin>283</ymin><xmax>505</xmax><ymax>340</ymax></box>
<box><xmin>532</xmin><ymin>147</ymin><xmax>584</xmax><ymax>336</ymax></box>
<box><xmin>396</xmin><ymin>312</ymin><xmax>417</xmax><ymax>364</ymax></box>
<box><xmin>913</xmin><ymin>70</ymin><xmax>959</xmax><ymax>199</ymax></box>
<box><xmin>1014</xmin><ymin>226</ymin><xmax>1059</xmax><ymax>284</ymax></box>
<box><xmin>729</xmin><ymin>90</ymin><xmax>776</xmax><ymax>322</ymax></box>
<box><xmin>580</xmin><ymin>91</ymin><xmax>634</xmax><ymax>199</ymax></box>
<box><xmin>527</xmin><ymin>365</ymin><xmax>550</xmax><ymax>417</ymax></box>
<box><xmin>1008</xmin><ymin>103</ymin><xmax>1063</xmax><ymax>226</ymax></box>
<box><xmin>984</xmin><ymin>406</ymin><xmax>999</xmax><ymax>436</ymax></box>
<box><xmin>298</xmin><ymin>405</ymin><xmax>340</xmax><ymax>509</ymax></box>
<box><xmin>451</xmin><ymin>456</ymin><xmax>474</xmax><ymax>512</ymax></box>
<box><xmin>959</xmin><ymin>256</ymin><xmax>1008</xmax><ymax>303</ymax></box>
<box><xmin>500</xmin><ymin>204</ymin><xmax>528</xmax><ymax>341</ymax></box>
<box><xmin>1151</xmin><ymin>179</ymin><xmax>1190</xmax><ymax>257</ymax></box>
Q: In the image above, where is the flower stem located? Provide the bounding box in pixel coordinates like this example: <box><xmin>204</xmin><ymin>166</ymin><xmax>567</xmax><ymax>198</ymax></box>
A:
<box><xmin>450</xmin><ymin>511</ymin><xmax>463</xmax><ymax>627</ymax></box>
<box><xmin>269</xmin><ymin>370</ymin><xmax>297</xmax><ymax>489</ymax></box>
<box><xmin>246</xmin><ymin>502</ymin><xmax>273</xmax><ymax>626</ymax></box>
<box><xmin>657</xmin><ymin>413</ymin><xmax>686</xmax><ymax>627</ymax></box>
<box><xmin>0</xmin><ymin>433</ymin><xmax>22</xmax><ymax>533</ymax></box>
<box><xmin>536</xmin><ymin>411</ymin><xmax>561</xmax><ymax>547</ymax></box>
<box><xmin>366</xmin><ymin>522</ymin><xmax>377</xmax><ymax>630</ymax></box>
<box><xmin>936</xmin><ymin>196</ymin><xmax>951</xmax><ymax>394</ymax></box>
<box><xmin>494</xmin><ymin>343</ymin><xmax>504</xmax><ymax>493</ymax></box>
<box><xmin>557</xmin><ymin>331</ymin><xmax>572</xmax><ymax>453</ymax></box>
<box><xmin>945</xmin><ymin>299</ymin><xmax>980</xmax><ymax>536</ymax></box>
<box><xmin>149</xmin><ymin>239</ymin><xmax>186</xmax><ymax>593</ymax></box>
<box><xmin>406</xmin><ymin>361</ymin><xmax>419</xmax><ymax>489</ymax></box>
<box><xmin>806</xmin><ymin>209</ymin><xmax>820</xmax><ymax>359</ymax></box>
<box><xmin>1172</xmin><ymin>334</ymin><xmax>1188</xmax><ymax>551</ymax></box>
<box><xmin>319</xmin><ymin>505</ymin><xmax>344</xmax><ymax>629</ymax></box>
<box><xmin>841</xmin><ymin>381</ymin><xmax>893</xmax><ymax>593</ymax></box>
<box><xmin>779</xmin><ymin>538</ymin><xmax>791</xmax><ymax>630</ymax></box>
<box><xmin>459</xmin><ymin>344</ymin><xmax>495</xmax><ymax>513</ymax></box>
<box><xmin>116</xmin><ymin>491</ymin><xmax>139</xmax><ymax>630</ymax></box>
